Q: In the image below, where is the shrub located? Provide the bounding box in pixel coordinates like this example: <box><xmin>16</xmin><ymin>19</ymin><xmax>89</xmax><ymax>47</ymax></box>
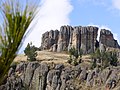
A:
<box><xmin>24</xmin><ymin>43</ymin><xmax>38</xmax><ymax>61</ymax></box>
<box><xmin>91</xmin><ymin>59</ymin><xmax>97</xmax><ymax>69</ymax></box>
<box><xmin>68</xmin><ymin>47</ymin><xmax>82</xmax><ymax>65</ymax></box>
<box><xmin>67</xmin><ymin>55</ymin><xmax>72</xmax><ymax>64</ymax></box>
<box><xmin>73</xmin><ymin>60</ymin><xmax>78</xmax><ymax>66</ymax></box>
<box><xmin>109</xmin><ymin>51</ymin><xmax>118</xmax><ymax>66</ymax></box>
<box><xmin>90</xmin><ymin>49</ymin><xmax>118</xmax><ymax>69</ymax></box>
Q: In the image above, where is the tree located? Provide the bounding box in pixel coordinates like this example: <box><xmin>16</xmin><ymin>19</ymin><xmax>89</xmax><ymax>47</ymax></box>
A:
<box><xmin>24</xmin><ymin>43</ymin><xmax>38</xmax><ymax>61</ymax></box>
<box><xmin>68</xmin><ymin>47</ymin><xmax>82</xmax><ymax>66</ymax></box>
<box><xmin>109</xmin><ymin>51</ymin><xmax>118</xmax><ymax>66</ymax></box>
<box><xmin>90</xmin><ymin>48</ymin><xmax>118</xmax><ymax>69</ymax></box>
<box><xmin>0</xmin><ymin>0</ymin><xmax>39</xmax><ymax>85</ymax></box>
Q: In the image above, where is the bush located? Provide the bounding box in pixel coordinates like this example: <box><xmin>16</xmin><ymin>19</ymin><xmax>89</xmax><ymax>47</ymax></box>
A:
<box><xmin>68</xmin><ymin>47</ymin><xmax>82</xmax><ymax>65</ymax></box>
<box><xmin>109</xmin><ymin>51</ymin><xmax>118</xmax><ymax>66</ymax></box>
<box><xmin>90</xmin><ymin>49</ymin><xmax>118</xmax><ymax>69</ymax></box>
<box><xmin>91</xmin><ymin>59</ymin><xmax>97</xmax><ymax>69</ymax></box>
<box><xmin>24</xmin><ymin>43</ymin><xmax>38</xmax><ymax>61</ymax></box>
<box><xmin>67</xmin><ymin>55</ymin><xmax>72</xmax><ymax>64</ymax></box>
<box><xmin>73</xmin><ymin>60</ymin><xmax>78</xmax><ymax>66</ymax></box>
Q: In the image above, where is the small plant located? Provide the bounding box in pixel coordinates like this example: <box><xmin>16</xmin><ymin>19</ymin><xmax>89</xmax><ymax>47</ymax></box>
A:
<box><xmin>73</xmin><ymin>60</ymin><xmax>78</xmax><ymax>66</ymax></box>
<box><xmin>109</xmin><ymin>51</ymin><xmax>118</xmax><ymax>66</ymax></box>
<box><xmin>90</xmin><ymin>48</ymin><xmax>118</xmax><ymax>69</ymax></box>
<box><xmin>91</xmin><ymin>59</ymin><xmax>97</xmax><ymax>69</ymax></box>
<box><xmin>68</xmin><ymin>47</ymin><xmax>82</xmax><ymax>66</ymax></box>
<box><xmin>24</xmin><ymin>43</ymin><xmax>38</xmax><ymax>61</ymax></box>
<box><xmin>67</xmin><ymin>55</ymin><xmax>72</xmax><ymax>64</ymax></box>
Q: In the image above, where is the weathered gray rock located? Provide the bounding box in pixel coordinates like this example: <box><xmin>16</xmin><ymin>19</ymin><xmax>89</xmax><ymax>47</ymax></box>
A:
<box><xmin>99</xmin><ymin>29</ymin><xmax>120</xmax><ymax>48</ymax></box>
<box><xmin>41</xmin><ymin>25</ymin><xmax>100</xmax><ymax>54</ymax></box>
<box><xmin>46</xmin><ymin>69</ymin><xmax>61</xmax><ymax>90</ymax></box>
<box><xmin>55</xmin><ymin>64</ymin><xmax>64</xmax><ymax>70</ymax></box>
<box><xmin>78</xmin><ymin>68</ymin><xmax>87</xmax><ymax>81</ymax></box>
<box><xmin>24</xmin><ymin>62</ymin><xmax>40</xmax><ymax>87</ymax></box>
<box><xmin>41</xmin><ymin>30</ymin><xmax>59</xmax><ymax>50</ymax></box>
<box><xmin>1</xmin><ymin>61</ymin><xmax>120</xmax><ymax>90</ymax></box>
<box><xmin>99</xmin><ymin>68</ymin><xmax>112</xmax><ymax>84</ymax></box>
<box><xmin>8</xmin><ymin>68</ymin><xmax>15</xmax><ymax>77</ymax></box>
<box><xmin>86</xmin><ymin>71</ymin><xmax>95</xmax><ymax>87</ymax></box>
<box><xmin>5</xmin><ymin>75</ymin><xmax>23</xmax><ymax>90</ymax></box>
<box><xmin>99</xmin><ymin>43</ymin><xmax>106</xmax><ymax>52</ymax></box>
<box><xmin>57</xmin><ymin>26</ymin><xmax>72</xmax><ymax>52</ymax></box>
<box><xmin>29</xmin><ymin>63</ymin><xmax>49</xmax><ymax>90</ymax></box>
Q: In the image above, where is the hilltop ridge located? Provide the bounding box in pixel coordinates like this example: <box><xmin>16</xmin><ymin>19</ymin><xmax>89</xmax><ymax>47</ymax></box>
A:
<box><xmin>41</xmin><ymin>25</ymin><xmax>120</xmax><ymax>54</ymax></box>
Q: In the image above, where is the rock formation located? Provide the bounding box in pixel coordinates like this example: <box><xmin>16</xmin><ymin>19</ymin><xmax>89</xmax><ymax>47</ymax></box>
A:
<box><xmin>99</xmin><ymin>29</ymin><xmax>120</xmax><ymax>48</ymax></box>
<box><xmin>1</xmin><ymin>61</ymin><xmax>120</xmax><ymax>90</ymax></box>
<box><xmin>41</xmin><ymin>30</ymin><xmax>59</xmax><ymax>50</ymax></box>
<box><xmin>41</xmin><ymin>25</ymin><xmax>120</xmax><ymax>54</ymax></box>
<box><xmin>41</xmin><ymin>25</ymin><xmax>99</xmax><ymax>54</ymax></box>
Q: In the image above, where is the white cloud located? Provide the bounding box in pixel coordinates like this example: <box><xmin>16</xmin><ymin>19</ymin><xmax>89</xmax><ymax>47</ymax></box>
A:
<box><xmin>112</xmin><ymin>0</ymin><xmax>120</xmax><ymax>10</ymax></box>
<box><xmin>20</xmin><ymin>0</ymin><xmax>73</xmax><ymax>53</ymax></box>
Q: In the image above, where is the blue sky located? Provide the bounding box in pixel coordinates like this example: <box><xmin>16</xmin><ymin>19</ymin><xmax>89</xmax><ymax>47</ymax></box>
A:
<box><xmin>70</xmin><ymin>0</ymin><xmax>120</xmax><ymax>42</ymax></box>
<box><xmin>24</xmin><ymin>0</ymin><xmax>120</xmax><ymax>48</ymax></box>
<box><xmin>0</xmin><ymin>0</ymin><xmax>120</xmax><ymax>53</ymax></box>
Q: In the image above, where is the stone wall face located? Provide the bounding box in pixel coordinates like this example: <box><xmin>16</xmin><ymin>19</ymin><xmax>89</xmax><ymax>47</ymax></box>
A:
<box><xmin>41</xmin><ymin>25</ymin><xmax>120</xmax><ymax>54</ymax></box>
<box><xmin>99</xmin><ymin>29</ymin><xmax>120</xmax><ymax>48</ymax></box>
<box><xmin>41</xmin><ymin>30</ymin><xmax>59</xmax><ymax>50</ymax></box>
<box><xmin>1</xmin><ymin>61</ymin><xmax>120</xmax><ymax>90</ymax></box>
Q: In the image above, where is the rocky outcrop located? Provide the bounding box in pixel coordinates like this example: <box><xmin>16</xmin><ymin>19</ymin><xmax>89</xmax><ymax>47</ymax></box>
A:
<box><xmin>1</xmin><ymin>61</ymin><xmax>120</xmax><ymax>90</ymax></box>
<box><xmin>41</xmin><ymin>30</ymin><xmax>59</xmax><ymax>50</ymax></box>
<box><xmin>41</xmin><ymin>25</ymin><xmax>120</xmax><ymax>54</ymax></box>
<box><xmin>99</xmin><ymin>29</ymin><xmax>120</xmax><ymax>48</ymax></box>
<box><xmin>41</xmin><ymin>25</ymin><xmax>99</xmax><ymax>54</ymax></box>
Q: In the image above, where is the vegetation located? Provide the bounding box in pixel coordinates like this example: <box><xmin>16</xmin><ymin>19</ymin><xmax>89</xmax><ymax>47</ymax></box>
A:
<box><xmin>68</xmin><ymin>47</ymin><xmax>83</xmax><ymax>66</ymax></box>
<box><xmin>24</xmin><ymin>43</ymin><xmax>38</xmax><ymax>61</ymax></box>
<box><xmin>90</xmin><ymin>48</ymin><xmax>118</xmax><ymax>69</ymax></box>
<box><xmin>0</xmin><ymin>0</ymin><xmax>39</xmax><ymax>85</ymax></box>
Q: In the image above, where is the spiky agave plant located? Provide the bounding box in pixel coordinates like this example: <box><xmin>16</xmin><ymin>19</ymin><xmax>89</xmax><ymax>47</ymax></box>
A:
<box><xmin>0</xmin><ymin>0</ymin><xmax>39</xmax><ymax>84</ymax></box>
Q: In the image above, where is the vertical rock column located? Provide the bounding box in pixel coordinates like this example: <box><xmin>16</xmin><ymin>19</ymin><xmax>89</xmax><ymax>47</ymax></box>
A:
<box><xmin>89</xmin><ymin>26</ymin><xmax>98</xmax><ymax>53</ymax></box>
<box><xmin>80</xmin><ymin>26</ymin><xmax>98</xmax><ymax>54</ymax></box>
<box><xmin>71</xmin><ymin>26</ymin><xmax>81</xmax><ymax>52</ymax></box>
<box><xmin>81</xmin><ymin>27</ymin><xmax>88</xmax><ymax>54</ymax></box>
<box><xmin>57</xmin><ymin>26</ymin><xmax>72</xmax><ymax>52</ymax></box>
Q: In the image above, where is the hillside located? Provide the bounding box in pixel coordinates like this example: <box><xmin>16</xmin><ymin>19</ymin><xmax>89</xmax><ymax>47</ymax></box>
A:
<box><xmin>14</xmin><ymin>50</ymin><xmax>91</xmax><ymax>66</ymax></box>
<box><xmin>0</xmin><ymin>50</ymin><xmax>119</xmax><ymax>90</ymax></box>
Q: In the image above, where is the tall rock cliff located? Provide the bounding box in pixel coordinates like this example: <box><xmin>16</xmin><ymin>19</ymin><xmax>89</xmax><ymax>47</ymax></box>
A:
<box><xmin>41</xmin><ymin>25</ymin><xmax>120</xmax><ymax>54</ymax></box>
<box><xmin>41</xmin><ymin>25</ymin><xmax>99</xmax><ymax>54</ymax></box>
<box><xmin>99</xmin><ymin>29</ymin><xmax>120</xmax><ymax>48</ymax></box>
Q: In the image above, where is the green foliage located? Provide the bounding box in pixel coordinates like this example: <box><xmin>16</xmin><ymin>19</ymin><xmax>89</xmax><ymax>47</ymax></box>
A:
<box><xmin>109</xmin><ymin>51</ymin><xmax>118</xmax><ymax>66</ymax></box>
<box><xmin>69</xmin><ymin>47</ymin><xmax>79</xmax><ymax>59</ymax></box>
<box><xmin>73</xmin><ymin>60</ymin><xmax>78</xmax><ymax>66</ymax></box>
<box><xmin>24</xmin><ymin>43</ymin><xmax>38</xmax><ymax>61</ymax></box>
<box><xmin>68</xmin><ymin>47</ymin><xmax>82</xmax><ymax>66</ymax></box>
<box><xmin>79</xmin><ymin>49</ymin><xmax>83</xmax><ymax>58</ymax></box>
<box><xmin>67</xmin><ymin>55</ymin><xmax>72</xmax><ymax>64</ymax></box>
<box><xmin>91</xmin><ymin>59</ymin><xmax>97</xmax><ymax>69</ymax></box>
<box><xmin>0</xmin><ymin>0</ymin><xmax>39</xmax><ymax>85</ymax></box>
<box><xmin>90</xmin><ymin>49</ymin><xmax>118</xmax><ymax>69</ymax></box>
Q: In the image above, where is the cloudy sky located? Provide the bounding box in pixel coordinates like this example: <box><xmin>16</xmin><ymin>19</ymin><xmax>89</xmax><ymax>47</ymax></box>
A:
<box><xmin>7</xmin><ymin>0</ymin><xmax>120</xmax><ymax>53</ymax></box>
